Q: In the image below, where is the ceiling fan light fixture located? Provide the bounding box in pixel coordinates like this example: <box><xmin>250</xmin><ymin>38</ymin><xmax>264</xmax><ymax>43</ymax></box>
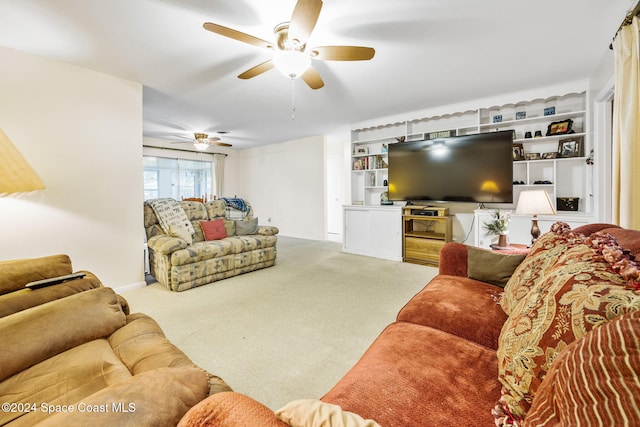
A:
<box><xmin>193</xmin><ymin>142</ymin><xmax>210</xmax><ymax>151</ymax></box>
<box><xmin>273</xmin><ymin>50</ymin><xmax>311</xmax><ymax>79</ymax></box>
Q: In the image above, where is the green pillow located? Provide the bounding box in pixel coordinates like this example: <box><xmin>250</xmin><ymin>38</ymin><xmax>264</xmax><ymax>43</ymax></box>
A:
<box><xmin>467</xmin><ymin>246</ymin><xmax>526</xmax><ymax>287</ymax></box>
<box><xmin>235</xmin><ymin>217</ymin><xmax>258</xmax><ymax>236</ymax></box>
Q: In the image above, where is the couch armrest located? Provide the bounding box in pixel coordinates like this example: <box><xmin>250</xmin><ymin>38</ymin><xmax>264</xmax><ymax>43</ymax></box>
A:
<box><xmin>438</xmin><ymin>242</ymin><xmax>469</xmax><ymax>277</ymax></box>
<box><xmin>178</xmin><ymin>391</ymin><xmax>288</xmax><ymax>427</ymax></box>
<box><xmin>147</xmin><ymin>234</ymin><xmax>189</xmax><ymax>255</ymax></box>
<box><xmin>0</xmin><ymin>270</ymin><xmax>104</xmax><ymax>318</ymax></box>
<box><xmin>258</xmin><ymin>225</ymin><xmax>279</xmax><ymax>236</ymax></box>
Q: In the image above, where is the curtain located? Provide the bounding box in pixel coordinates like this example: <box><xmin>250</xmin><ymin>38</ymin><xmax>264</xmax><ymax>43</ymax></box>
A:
<box><xmin>212</xmin><ymin>153</ymin><xmax>226</xmax><ymax>198</ymax></box>
<box><xmin>612</xmin><ymin>16</ymin><xmax>640</xmax><ymax>229</ymax></box>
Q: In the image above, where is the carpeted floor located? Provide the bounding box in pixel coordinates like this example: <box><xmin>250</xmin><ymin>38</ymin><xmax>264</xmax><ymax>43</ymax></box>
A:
<box><xmin>122</xmin><ymin>236</ymin><xmax>437</xmax><ymax>411</ymax></box>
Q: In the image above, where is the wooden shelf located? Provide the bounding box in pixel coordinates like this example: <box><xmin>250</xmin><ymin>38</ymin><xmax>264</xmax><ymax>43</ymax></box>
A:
<box><xmin>405</xmin><ymin>231</ymin><xmax>447</xmax><ymax>240</ymax></box>
<box><xmin>402</xmin><ymin>207</ymin><xmax>452</xmax><ymax>266</ymax></box>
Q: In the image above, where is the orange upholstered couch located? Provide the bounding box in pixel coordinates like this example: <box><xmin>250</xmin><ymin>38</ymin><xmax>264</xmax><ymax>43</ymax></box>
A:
<box><xmin>179</xmin><ymin>223</ymin><xmax>640</xmax><ymax>427</ymax></box>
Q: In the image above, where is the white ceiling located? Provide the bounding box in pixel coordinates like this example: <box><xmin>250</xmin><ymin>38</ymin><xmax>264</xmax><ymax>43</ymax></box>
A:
<box><xmin>0</xmin><ymin>0</ymin><xmax>633</xmax><ymax>149</ymax></box>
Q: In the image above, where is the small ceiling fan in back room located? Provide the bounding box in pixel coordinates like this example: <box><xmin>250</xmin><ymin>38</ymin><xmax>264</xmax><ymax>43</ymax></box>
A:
<box><xmin>172</xmin><ymin>133</ymin><xmax>232</xmax><ymax>151</ymax></box>
<box><xmin>203</xmin><ymin>0</ymin><xmax>376</xmax><ymax>90</ymax></box>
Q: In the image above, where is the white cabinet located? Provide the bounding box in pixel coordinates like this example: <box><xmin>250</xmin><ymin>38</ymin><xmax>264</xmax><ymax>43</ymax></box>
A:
<box><xmin>343</xmin><ymin>205</ymin><xmax>402</xmax><ymax>261</ymax></box>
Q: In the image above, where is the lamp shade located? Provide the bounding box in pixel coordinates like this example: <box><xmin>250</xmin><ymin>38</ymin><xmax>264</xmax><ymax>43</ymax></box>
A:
<box><xmin>515</xmin><ymin>190</ymin><xmax>556</xmax><ymax>215</ymax></box>
<box><xmin>0</xmin><ymin>129</ymin><xmax>45</xmax><ymax>196</ymax></box>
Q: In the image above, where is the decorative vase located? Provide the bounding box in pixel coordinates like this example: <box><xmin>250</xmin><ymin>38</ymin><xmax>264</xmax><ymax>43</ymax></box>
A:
<box><xmin>497</xmin><ymin>232</ymin><xmax>509</xmax><ymax>247</ymax></box>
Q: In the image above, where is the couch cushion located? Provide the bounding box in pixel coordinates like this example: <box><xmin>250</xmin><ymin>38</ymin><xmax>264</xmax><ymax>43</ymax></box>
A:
<box><xmin>397</xmin><ymin>275</ymin><xmax>507</xmax><ymax>349</ymax></box>
<box><xmin>496</xmin><ymin>239</ymin><xmax>640</xmax><ymax>422</ymax></box>
<box><xmin>0</xmin><ymin>287</ymin><xmax>126</xmax><ymax>382</ymax></box>
<box><xmin>0</xmin><ymin>254</ymin><xmax>72</xmax><ymax>295</ymax></box>
<box><xmin>37</xmin><ymin>366</ymin><xmax>210</xmax><ymax>427</ymax></box>
<box><xmin>321</xmin><ymin>322</ymin><xmax>501</xmax><ymax>427</ymax></box>
<box><xmin>171</xmin><ymin>240</ymin><xmax>234</xmax><ymax>266</ymax></box>
<box><xmin>226</xmin><ymin>235</ymin><xmax>277</xmax><ymax>254</ymax></box>
<box><xmin>0</xmin><ymin>339</ymin><xmax>132</xmax><ymax>426</ymax></box>
<box><xmin>467</xmin><ymin>247</ymin><xmax>526</xmax><ymax>287</ymax></box>
<box><xmin>179</xmin><ymin>391</ymin><xmax>290</xmax><ymax>427</ymax></box>
<box><xmin>522</xmin><ymin>309</ymin><xmax>640</xmax><ymax>427</ymax></box>
<box><xmin>601</xmin><ymin>226</ymin><xmax>640</xmax><ymax>258</ymax></box>
<box><xmin>109</xmin><ymin>313</ymin><xmax>218</xmax><ymax>376</ymax></box>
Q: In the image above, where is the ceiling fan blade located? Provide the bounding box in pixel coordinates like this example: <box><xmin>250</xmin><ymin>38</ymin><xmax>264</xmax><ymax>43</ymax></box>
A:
<box><xmin>175</xmin><ymin>135</ymin><xmax>194</xmax><ymax>141</ymax></box>
<box><xmin>203</xmin><ymin>22</ymin><xmax>274</xmax><ymax>50</ymax></box>
<box><xmin>213</xmin><ymin>141</ymin><xmax>233</xmax><ymax>147</ymax></box>
<box><xmin>288</xmin><ymin>0</ymin><xmax>323</xmax><ymax>44</ymax></box>
<box><xmin>310</xmin><ymin>46</ymin><xmax>375</xmax><ymax>61</ymax></box>
<box><xmin>301</xmin><ymin>66</ymin><xmax>324</xmax><ymax>90</ymax></box>
<box><xmin>238</xmin><ymin>59</ymin><xmax>275</xmax><ymax>79</ymax></box>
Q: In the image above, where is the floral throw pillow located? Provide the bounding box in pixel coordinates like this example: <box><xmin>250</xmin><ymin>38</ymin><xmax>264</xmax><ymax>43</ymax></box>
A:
<box><xmin>494</xmin><ymin>227</ymin><xmax>640</xmax><ymax>425</ymax></box>
<box><xmin>501</xmin><ymin>225</ymin><xmax>574</xmax><ymax>315</ymax></box>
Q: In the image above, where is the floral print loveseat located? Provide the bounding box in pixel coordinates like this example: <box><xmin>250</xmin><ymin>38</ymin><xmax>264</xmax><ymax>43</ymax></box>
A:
<box><xmin>144</xmin><ymin>199</ymin><xmax>278</xmax><ymax>292</ymax></box>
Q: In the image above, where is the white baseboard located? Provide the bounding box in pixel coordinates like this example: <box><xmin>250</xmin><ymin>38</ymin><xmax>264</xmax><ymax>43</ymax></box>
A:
<box><xmin>113</xmin><ymin>281</ymin><xmax>146</xmax><ymax>293</ymax></box>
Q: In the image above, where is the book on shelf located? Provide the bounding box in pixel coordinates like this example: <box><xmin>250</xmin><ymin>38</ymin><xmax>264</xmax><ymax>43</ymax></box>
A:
<box><xmin>352</xmin><ymin>155</ymin><xmax>387</xmax><ymax>170</ymax></box>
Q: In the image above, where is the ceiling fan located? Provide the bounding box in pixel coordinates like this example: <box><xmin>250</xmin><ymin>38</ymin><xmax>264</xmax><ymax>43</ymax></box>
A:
<box><xmin>203</xmin><ymin>0</ymin><xmax>375</xmax><ymax>89</ymax></box>
<box><xmin>173</xmin><ymin>133</ymin><xmax>232</xmax><ymax>151</ymax></box>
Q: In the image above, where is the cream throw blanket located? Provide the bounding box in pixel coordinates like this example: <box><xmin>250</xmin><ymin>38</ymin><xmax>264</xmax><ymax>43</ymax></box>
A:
<box><xmin>148</xmin><ymin>198</ymin><xmax>195</xmax><ymax>235</ymax></box>
<box><xmin>276</xmin><ymin>399</ymin><xmax>381</xmax><ymax>427</ymax></box>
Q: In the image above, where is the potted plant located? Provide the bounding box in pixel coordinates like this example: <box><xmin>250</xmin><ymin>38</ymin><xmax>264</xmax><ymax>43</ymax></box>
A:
<box><xmin>484</xmin><ymin>209</ymin><xmax>511</xmax><ymax>247</ymax></box>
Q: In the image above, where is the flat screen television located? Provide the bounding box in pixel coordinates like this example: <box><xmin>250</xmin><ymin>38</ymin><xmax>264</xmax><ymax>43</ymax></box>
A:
<box><xmin>388</xmin><ymin>130</ymin><xmax>514</xmax><ymax>203</ymax></box>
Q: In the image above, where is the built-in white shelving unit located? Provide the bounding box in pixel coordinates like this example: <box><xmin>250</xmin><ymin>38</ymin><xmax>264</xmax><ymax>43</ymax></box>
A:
<box><xmin>348</xmin><ymin>92</ymin><xmax>592</xmax><ymax>215</ymax></box>
<box><xmin>344</xmin><ymin>91</ymin><xmax>594</xmax><ymax>256</ymax></box>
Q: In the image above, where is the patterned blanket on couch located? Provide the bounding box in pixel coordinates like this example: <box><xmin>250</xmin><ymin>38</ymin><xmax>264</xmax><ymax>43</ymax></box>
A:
<box><xmin>147</xmin><ymin>198</ymin><xmax>195</xmax><ymax>234</ymax></box>
<box><xmin>221</xmin><ymin>198</ymin><xmax>249</xmax><ymax>220</ymax></box>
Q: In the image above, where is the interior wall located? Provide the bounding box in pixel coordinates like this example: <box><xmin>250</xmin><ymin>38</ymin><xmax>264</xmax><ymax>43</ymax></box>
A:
<box><xmin>0</xmin><ymin>46</ymin><xmax>144</xmax><ymax>289</ymax></box>
<box><xmin>235</xmin><ymin>135</ymin><xmax>326</xmax><ymax>240</ymax></box>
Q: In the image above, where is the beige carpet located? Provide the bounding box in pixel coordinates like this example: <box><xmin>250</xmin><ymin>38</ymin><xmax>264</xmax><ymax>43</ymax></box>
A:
<box><xmin>123</xmin><ymin>236</ymin><xmax>437</xmax><ymax>411</ymax></box>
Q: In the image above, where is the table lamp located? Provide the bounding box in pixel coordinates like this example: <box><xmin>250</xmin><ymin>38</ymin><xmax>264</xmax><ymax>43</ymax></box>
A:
<box><xmin>0</xmin><ymin>129</ymin><xmax>45</xmax><ymax>196</ymax></box>
<box><xmin>515</xmin><ymin>189</ymin><xmax>556</xmax><ymax>245</ymax></box>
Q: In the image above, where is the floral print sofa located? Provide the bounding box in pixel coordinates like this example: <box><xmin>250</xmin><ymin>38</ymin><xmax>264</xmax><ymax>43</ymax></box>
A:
<box><xmin>144</xmin><ymin>199</ymin><xmax>278</xmax><ymax>292</ymax></box>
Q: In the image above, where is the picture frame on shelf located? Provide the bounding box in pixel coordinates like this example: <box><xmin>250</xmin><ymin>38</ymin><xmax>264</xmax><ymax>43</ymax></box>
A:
<box><xmin>492</xmin><ymin>114</ymin><xmax>503</xmax><ymax>123</ymax></box>
<box><xmin>546</xmin><ymin>118</ymin><xmax>573</xmax><ymax>136</ymax></box>
<box><xmin>355</xmin><ymin>146</ymin><xmax>369</xmax><ymax>155</ymax></box>
<box><xmin>544</xmin><ymin>106</ymin><xmax>556</xmax><ymax>116</ymax></box>
<box><xmin>512</xmin><ymin>143</ymin><xmax>524</xmax><ymax>161</ymax></box>
<box><xmin>515</xmin><ymin>111</ymin><xmax>527</xmax><ymax>120</ymax></box>
<box><xmin>557</xmin><ymin>137</ymin><xmax>583</xmax><ymax>158</ymax></box>
<box><xmin>542</xmin><ymin>152</ymin><xmax>557</xmax><ymax>159</ymax></box>
<box><xmin>526</xmin><ymin>152</ymin><xmax>541</xmax><ymax>161</ymax></box>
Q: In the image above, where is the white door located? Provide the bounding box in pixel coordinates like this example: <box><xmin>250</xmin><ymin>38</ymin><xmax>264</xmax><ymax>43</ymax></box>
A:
<box><xmin>327</xmin><ymin>154</ymin><xmax>342</xmax><ymax>238</ymax></box>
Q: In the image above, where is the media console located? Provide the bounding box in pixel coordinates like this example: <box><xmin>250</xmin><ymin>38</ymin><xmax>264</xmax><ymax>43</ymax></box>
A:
<box><xmin>402</xmin><ymin>206</ymin><xmax>452</xmax><ymax>266</ymax></box>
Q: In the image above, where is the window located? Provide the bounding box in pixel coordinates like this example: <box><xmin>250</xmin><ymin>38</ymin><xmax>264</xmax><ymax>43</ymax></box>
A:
<box><xmin>143</xmin><ymin>156</ymin><xmax>212</xmax><ymax>201</ymax></box>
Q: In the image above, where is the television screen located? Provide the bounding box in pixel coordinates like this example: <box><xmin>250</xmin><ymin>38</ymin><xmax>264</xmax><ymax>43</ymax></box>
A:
<box><xmin>388</xmin><ymin>130</ymin><xmax>514</xmax><ymax>203</ymax></box>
